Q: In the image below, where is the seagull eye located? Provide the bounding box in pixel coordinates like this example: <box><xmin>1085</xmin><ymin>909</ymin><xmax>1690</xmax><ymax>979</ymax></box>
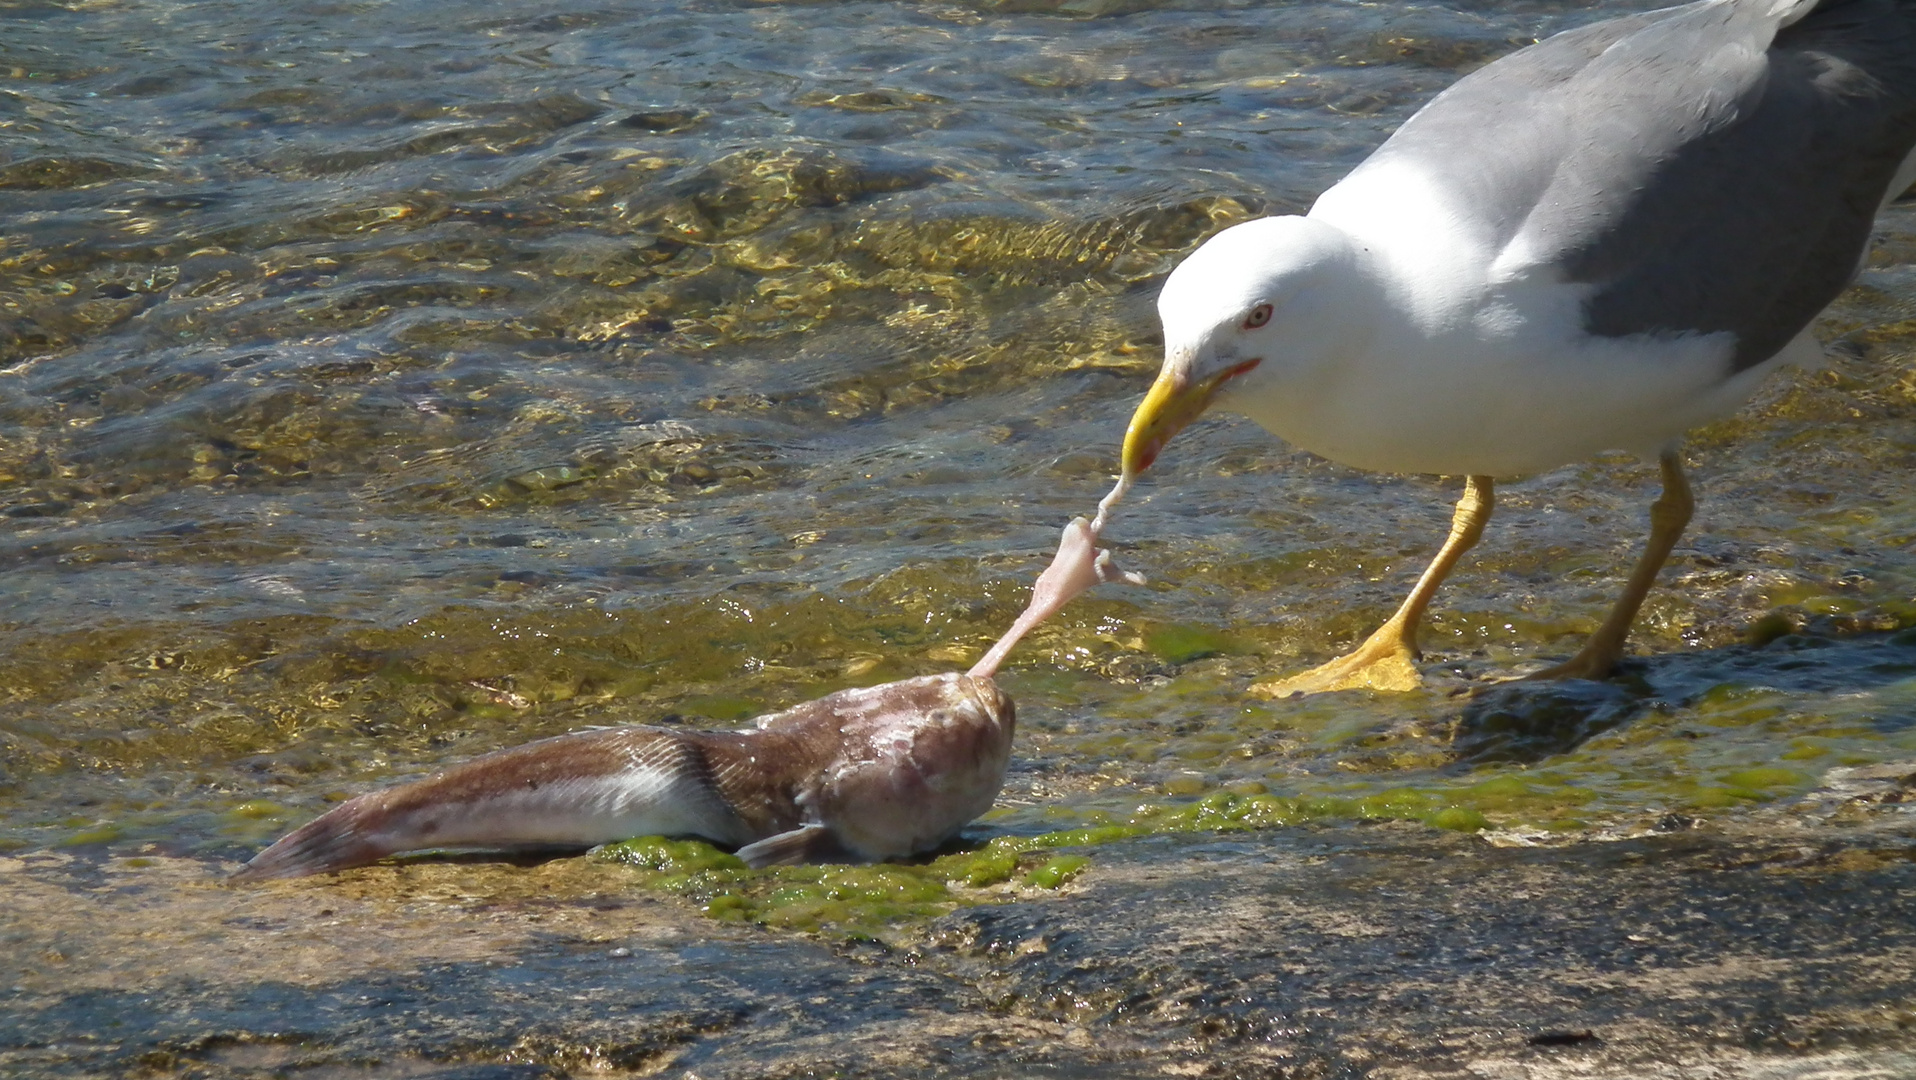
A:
<box><xmin>1243</xmin><ymin>303</ymin><xmax>1273</xmax><ymax>329</ymax></box>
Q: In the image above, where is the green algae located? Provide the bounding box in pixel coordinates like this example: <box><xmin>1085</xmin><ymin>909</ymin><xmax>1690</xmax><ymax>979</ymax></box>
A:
<box><xmin>226</xmin><ymin>801</ymin><xmax>284</xmax><ymax>821</ymax></box>
<box><xmin>594</xmin><ymin>835</ymin><xmax>748</xmax><ymax>875</ymax></box>
<box><xmin>578</xmin><ymin>715</ymin><xmax>1916</xmax><ymax>938</ymax></box>
<box><xmin>57</xmin><ymin>823</ymin><xmax>125</xmax><ymax>847</ymax></box>
<box><xmin>592</xmin><ymin>828</ymin><xmax>1189</xmax><ymax>936</ymax></box>
<box><xmin>1023</xmin><ymin>854</ymin><xmax>1091</xmax><ymax>889</ymax></box>
<box><xmin>21</xmin><ymin>611</ymin><xmax>1910</xmax><ymax>875</ymax></box>
<box><xmin>577</xmin><ymin>786</ymin><xmax>1507</xmax><ymax>933</ymax></box>
<box><xmin>1427</xmin><ymin>807</ymin><xmax>1492</xmax><ymax>832</ymax></box>
<box><xmin>1688</xmin><ymin>785</ymin><xmax>1765</xmax><ymax>809</ymax></box>
<box><xmin>1142</xmin><ymin>624</ymin><xmax>1243</xmax><ymax>664</ymax></box>
<box><xmin>591</xmin><ymin>834</ymin><xmax>1109</xmax><ymax>935</ymax></box>
<box><xmin>582</xmin><ymin>787</ymin><xmax>1531</xmax><ymax>934</ymax></box>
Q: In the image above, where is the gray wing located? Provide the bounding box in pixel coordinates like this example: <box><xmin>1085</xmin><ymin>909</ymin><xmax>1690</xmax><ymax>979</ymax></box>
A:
<box><xmin>1348</xmin><ymin>0</ymin><xmax>1916</xmax><ymax>371</ymax></box>
<box><xmin>1337</xmin><ymin>3</ymin><xmax>1694</xmax><ymax>250</ymax></box>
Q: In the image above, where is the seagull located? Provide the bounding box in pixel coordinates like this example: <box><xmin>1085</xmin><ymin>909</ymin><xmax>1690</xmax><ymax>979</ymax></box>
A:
<box><xmin>1112</xmin><ymin>0</ymin><xmax>1916</xmax><ymax>696</ymax></box>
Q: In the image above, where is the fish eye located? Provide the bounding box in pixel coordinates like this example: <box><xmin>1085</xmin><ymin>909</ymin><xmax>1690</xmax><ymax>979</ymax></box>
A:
<box><xmin>1243</xmin><ymin>303</ymin><xmax>1273</xmax><ymax>329</ymax></box>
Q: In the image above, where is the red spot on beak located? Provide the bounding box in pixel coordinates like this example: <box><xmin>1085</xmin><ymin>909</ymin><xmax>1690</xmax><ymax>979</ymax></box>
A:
<box><xmin>1120</xmin><ymin>357</ymin><xmax>1262</xmax><ymax>478</ymax></box>
<box><xmin>1134</xmin><ymin>436</ymin><xmax>1163</xmax><ymax>474</ymax></box>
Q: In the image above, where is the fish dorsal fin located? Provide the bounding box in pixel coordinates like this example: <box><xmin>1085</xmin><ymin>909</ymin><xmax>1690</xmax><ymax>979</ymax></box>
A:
<box><xmin>735</xmin><ymin>823</ymin><xmax>842</xmax><ymax>868</ymax></box>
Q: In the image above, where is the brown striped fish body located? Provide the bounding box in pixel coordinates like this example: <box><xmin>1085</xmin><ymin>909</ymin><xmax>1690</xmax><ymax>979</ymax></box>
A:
<box><xmin>231</xmin><ymin>672</ymin><xmax>1011</xmax><ymax>880</ymax></box>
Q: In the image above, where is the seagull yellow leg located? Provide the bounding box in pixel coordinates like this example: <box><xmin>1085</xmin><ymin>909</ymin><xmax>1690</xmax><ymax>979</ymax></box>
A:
<box><xmin>1525</xmin><ymin>452</ymin><xmax>1693</xmax><ymax>682</ymax></box>
<box><xmin>1251</xmin><ymin>475</ymin><xmax>1494</xmax><ymax>698</ymax></box>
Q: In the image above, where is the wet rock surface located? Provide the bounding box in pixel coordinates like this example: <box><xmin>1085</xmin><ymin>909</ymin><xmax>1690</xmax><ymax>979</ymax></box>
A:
<box><xmin>7</xmin><ymin>801</ymin><xmax>1915</xmax><ymax>1078</ymax></box>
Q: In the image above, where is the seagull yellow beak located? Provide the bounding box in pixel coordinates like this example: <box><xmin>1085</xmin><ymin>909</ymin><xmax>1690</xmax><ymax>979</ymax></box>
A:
<box><xmin>1119</xmin><ymin>358</ymin><xmax>1261</xmax><ymax>477</ymax></box>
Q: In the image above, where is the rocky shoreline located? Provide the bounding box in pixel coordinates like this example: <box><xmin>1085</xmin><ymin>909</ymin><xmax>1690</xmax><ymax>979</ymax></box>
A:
<box><xmin>7</xmin><ymin>770</ymin><xmax>1913</xmax><ymax>1079</ymax></box>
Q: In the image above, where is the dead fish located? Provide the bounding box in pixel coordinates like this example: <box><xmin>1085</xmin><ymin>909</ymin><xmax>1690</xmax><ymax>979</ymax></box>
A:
<box><xmin>232</xmin><ymin>517</ymin><xmax>1139</xmax><ymax>881</ymax></box>
<box><xmin>231</xmin><ymin>672</ymin><xmax>1010</xmax><ymax>879</ymax></box>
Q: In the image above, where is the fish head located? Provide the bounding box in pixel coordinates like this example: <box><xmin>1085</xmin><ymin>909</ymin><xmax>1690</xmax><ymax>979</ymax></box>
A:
<box><xmin>800</xmin><ymin>672</ymin><xmax>1015</xmax><ymax>861</ymax></box>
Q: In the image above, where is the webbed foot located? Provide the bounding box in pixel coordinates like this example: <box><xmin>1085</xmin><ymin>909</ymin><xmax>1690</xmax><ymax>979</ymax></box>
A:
<box><xmin>1249</xmin><ymin>632</ymin><xmax>1422</xmax><ymax>697</ymax></box>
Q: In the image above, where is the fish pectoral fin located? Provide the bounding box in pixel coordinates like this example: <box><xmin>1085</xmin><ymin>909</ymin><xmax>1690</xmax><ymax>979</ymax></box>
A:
<box><xmin>735</xmin><ymin>823</ymin><xmax>843</xmax><ymax>868</ymax></box>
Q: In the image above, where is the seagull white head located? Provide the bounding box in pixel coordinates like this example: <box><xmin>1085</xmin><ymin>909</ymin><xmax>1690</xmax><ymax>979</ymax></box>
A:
<box><xmin>1120</xmin><ymin>215</ymin><xmax>1369</xmax><ymax>478</ymax></box>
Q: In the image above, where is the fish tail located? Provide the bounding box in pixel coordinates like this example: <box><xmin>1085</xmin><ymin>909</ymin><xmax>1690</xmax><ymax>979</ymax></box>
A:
<box><xmin>229</xmin><ymin>727</ymin><xmax>754</xmax><ymax>881</ymax></box>
<box><xmin>229</xmin><ymin>794</ymin><xmax>393</xmax><ymax>882</ymax></box>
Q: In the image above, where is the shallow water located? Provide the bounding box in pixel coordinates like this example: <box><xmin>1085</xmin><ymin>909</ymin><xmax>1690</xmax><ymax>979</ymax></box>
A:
<box><xmin>6</xmin><ymin>0</ymin><xmax>1916</xmax><ymax>939</ymax></box>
